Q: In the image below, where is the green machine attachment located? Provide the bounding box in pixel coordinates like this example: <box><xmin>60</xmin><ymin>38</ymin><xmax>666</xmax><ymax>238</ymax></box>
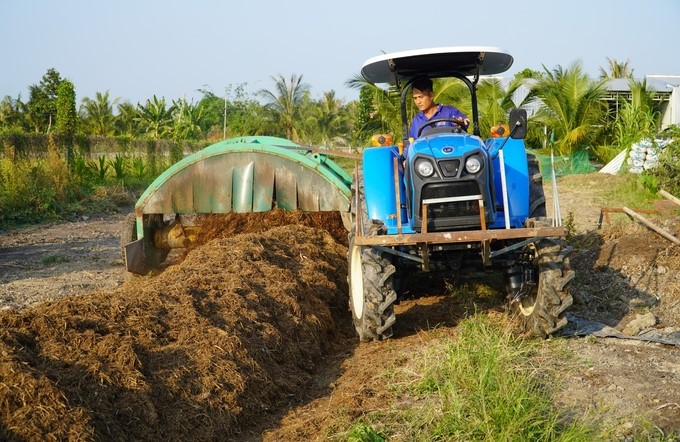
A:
<box><xmin>123</xmin><ymin>136</ymin><xmax>352</xmax><ymax>274</ymax></box>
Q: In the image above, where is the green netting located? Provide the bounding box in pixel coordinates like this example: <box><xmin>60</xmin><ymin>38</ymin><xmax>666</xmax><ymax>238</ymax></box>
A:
<box><xmin>530</xmin><ymin>149</ymin><xmax>596</xmax><ymax>181</ymax></box>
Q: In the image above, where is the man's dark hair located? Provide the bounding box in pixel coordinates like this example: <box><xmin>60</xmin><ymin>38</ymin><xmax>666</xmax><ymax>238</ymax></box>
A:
<box><xmin>411</xmin><ymin>77</ymin><xmax>433</xmax><ymax>93</ymax></box>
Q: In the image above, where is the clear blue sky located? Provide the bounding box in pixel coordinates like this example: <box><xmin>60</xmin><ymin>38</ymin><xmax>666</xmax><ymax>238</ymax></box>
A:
<box><xmin>2</xmin><ymin>0</ymin><xmax>679</xmax><ymax>106</ymax></box>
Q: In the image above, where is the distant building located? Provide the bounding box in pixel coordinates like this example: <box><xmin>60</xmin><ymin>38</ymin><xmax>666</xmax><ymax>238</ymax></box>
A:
<box><xmin>614</xmin><ymin>75</ymin><xmax>680</xmax><ymax>129</ymax></box>
<box><xmin>506</xmin><ymin>75</ymin><xmax>680</xmax><ymax>129</ymax></box>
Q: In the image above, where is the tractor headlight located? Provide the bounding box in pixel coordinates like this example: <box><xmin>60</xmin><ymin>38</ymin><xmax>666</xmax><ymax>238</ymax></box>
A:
<box><xmin>465</xmin><ymin>156</ymin><xmax>482</xmax><ymax>174</ymax></box>
<box><xmin>415</xmin><ymin>159</ymin><xmax>435</xmax><ymax>177</ymax></box>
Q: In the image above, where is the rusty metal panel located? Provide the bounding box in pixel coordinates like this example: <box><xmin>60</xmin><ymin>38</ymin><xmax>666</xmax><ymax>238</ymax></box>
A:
<box><xmin>136</xmin><ymin>139</ymin><xmax>351</xmax><ymax>216</ymax></box>
<box><xmin>232</xmin><ymin>160</ymin><xmax>254</xmax><ymax>213</ymax></box>
<box><xmin>252</xmin><ymin>158</ymin><xmax>275</xmax><ymax>212</ymax></box>
<box><xmin>191</xmin><ymin>160</ymin><xmax>229</xmax><ymax>213</ymax></box>
<box><xmin>298</xmin><ymin>191</ymin><xmax>320</xmax><ymax>211</ymax></box>
<box><xmin>170</xmin><ymin>168</ymin><xmax>193</xmax><ymax>213</ymax></box>
<box><xmin>297</xmin><ymin>163</ymin><xmax>321</xmax><ymax>211</ymax></box>
<box><xmin>275</xmin><ymin>168</ymin><xmax>298</xmax><ymax>210</ymax></box>
<box><xmin>212</xmin><ymin>161</ymin><xmax>233</xmax><ymax>213</ymax></box>
<box><xmin>190</xmin><ymin>155</ymin><xmax>233</xmax><ymax>213</ymax></box>
<box><xmin>191</xmin><ymin>162</ymin><xmax>212</xmax><ymax>213</ymax></box>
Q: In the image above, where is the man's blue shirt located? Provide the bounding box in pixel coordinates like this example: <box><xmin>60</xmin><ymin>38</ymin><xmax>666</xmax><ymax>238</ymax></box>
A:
<box><xmin>408</xmin><ymin>104</ymin><xmax>468</xmax><ymax>140</ymax></box>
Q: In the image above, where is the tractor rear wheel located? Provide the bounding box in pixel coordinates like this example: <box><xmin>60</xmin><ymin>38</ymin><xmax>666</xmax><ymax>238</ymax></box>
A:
<box><xmin>514</xmin><ymin>238</ymin><xmax>574</xmax><ymax>338</ymax></box>
<box><xmin>528</xmin><ymin>153</ymin><xmax>547</xmax><ymax>218</ymax></box>
<box><xmin>347</xmin><ymin>171</ymin><xmax>397</xmax><ymax>341</ymax></box>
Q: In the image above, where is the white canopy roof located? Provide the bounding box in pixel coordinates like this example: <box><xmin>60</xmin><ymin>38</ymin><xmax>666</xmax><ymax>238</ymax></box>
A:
<box><xmin>361</xmin><ymin>46</ymin><xmax>514</xmax><ymax>84</ymax></box>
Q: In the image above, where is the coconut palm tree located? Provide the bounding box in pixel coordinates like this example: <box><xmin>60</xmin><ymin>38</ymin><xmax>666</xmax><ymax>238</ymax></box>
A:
<box><xmin>474</xmin><ymin>78</ymin><xmax>516</xmax><ymax>137</ymax></box>
<box><xmin>115</xmin><ymin>102</ymin><xmax>140</xmax><ymax>136</ymax></box>
<box><xmin>258</xmin><ymin>74</ymin><xmax>309</xmax><ymax>141</ymax></box>
<box><xmin>599</xmin><ymin>57</ymin><xmax>634</xmax><ymax>79</ymax></box>
<box><xmin>136</xmin><ymin>96</ymin><xmax>175</xmax><ymax>140</ymax></box>
<box><xmin>614</xmin><ymin>78</ymin><xmax>660</xmax><ymax>148</ymax></box>
<box><xmin>525</xmin><ymin>62</ymin><xmax>607</xmax><ymax>155</ymax></box>
<box><xmin>433</xmin><ymin>78</ymin><xmax>470</xmax><ymax>113</ymax></box>
<box><xmin>302</xmin><ymin>90</ymin><xmax>351</xmax><ymax>146</ymax></box>
<box><xmin>0</xmin><ymin>95</ymin><xmax>27</xmax><ymax>130</ymax></box>
<box><xmin>346</xmin><ymin>74</ymin><xmax>403</xmax><ymax>142</ymax></box>
<box><xmin>172</xmin><ymin>98</ymin><xmax>205</xmax><ymax>141</ymax></box>
<box><xmin>80</xmin><ymin>91</ymin><xmax>119</xmax><ymax>136</ymax></box>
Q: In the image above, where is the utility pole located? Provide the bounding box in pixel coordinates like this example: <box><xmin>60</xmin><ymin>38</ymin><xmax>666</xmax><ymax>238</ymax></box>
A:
<box><xmin>223</xmin><ymin>89</ymin><xmax>227</xmax><ymax>140</ymax></box>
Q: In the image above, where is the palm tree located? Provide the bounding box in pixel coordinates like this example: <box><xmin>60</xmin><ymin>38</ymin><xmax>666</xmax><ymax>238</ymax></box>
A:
<box><xmin>136</xmin><ymin>96</ymin><xmax>175</xmax><ymax>140</ymax></box>
<box><xmin>348</xmin><ymin>74</ymin><xmax>510</xmax><ymax>143</ymax></box>
<box><xmin>302</xmin><ymin>90</ymin><xmax>351</xmax><ymax>146</ymax></box>
<box><xmin>346</xmin><ymin>74</ymin><xmax>401</xmax><ymax>142</ymax></box>
<box><xmin>172</xmin><ymin>98</ymin><xmax>205</xmax><ymax>141</ymax></box>
<box><xmin>258</xmin><ymin>74</ymin><xmax>309</xmax><ymax>141</ymax></box>
<box><xmin>614</xmin><ymin>78</ymin><xmax>660</xmax><ymax>148</ymax></box>
<box><xmin>526</xmin><ymin>62</ymin><xmax>607</xmax><ymax>155</ymax></box>
<box><xmin>115</xmin><ymin>102</ymin><xmax>140</xmax><ymax>136</ymax></box>
<box><xmin>80</xmin><ymin>91</ymin><xmax>119</xmax><ymax>136</ymax></box>
<box><xmin>0</xmin><ymin>95</ymin><xmax>26</xmax><ymax>130</ymax></box>
<box><xmin>433</xmin><ymin>78</ymin><xmax>470</xmax><ymax>114</ymax></box>
<box><xmin>475</xmin><ymin>78</ymin><xmax>515</xmax><ymax>137</ymax></box>
<box><xmin>599</xmin><ymin>57</ymin><xmax>634</xmax><ymax>79</ymax></box>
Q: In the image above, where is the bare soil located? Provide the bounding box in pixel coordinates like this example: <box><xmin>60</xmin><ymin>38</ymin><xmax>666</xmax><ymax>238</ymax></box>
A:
<box><xmin>1</xmin><ymin>173</ymin><xmax>680</xmax><ymax>441</ymax></box>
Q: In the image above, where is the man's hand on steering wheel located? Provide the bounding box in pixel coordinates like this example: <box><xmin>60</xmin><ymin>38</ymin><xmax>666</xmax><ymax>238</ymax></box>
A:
<box><xmin>417</xmin><ymin>117</ymin><xmax>469</xmax><ymax>138</ymax></box>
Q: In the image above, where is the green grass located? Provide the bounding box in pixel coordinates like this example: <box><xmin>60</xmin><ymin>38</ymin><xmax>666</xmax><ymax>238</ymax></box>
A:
<box><xmin>347</xmin><ymin>423</ymin><xmax>387</xmax><ymax>442</ymax></box>
<box><xmin>42</xmin><ymin>255</ymin><xmax>70</xmax><ymax>265</ymax></box>
<box><xmin>333</xmin><ymin>315</ymin><xmax>601</xmax><ymax>441</ymax></box>
<box><xmin>0</xmin><ymin>153</ymin><xmax>153</xmax><ymax>229</ymax></box>
<box><xmin>603</xmin><ymin>173</ymin><xmax>658</xmax><ymax>210</ymax></box>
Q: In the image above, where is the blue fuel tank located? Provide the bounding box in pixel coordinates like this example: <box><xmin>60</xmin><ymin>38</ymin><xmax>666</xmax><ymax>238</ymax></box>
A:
<box><xmin>362</xmin><ymin>146</ymin><xmax>414</xmax><ymax>234</ymax></box>
<box><xmin>485</xmin><ymin>137</ymin><xmax>530</xmax><ymax>228</ymax></box>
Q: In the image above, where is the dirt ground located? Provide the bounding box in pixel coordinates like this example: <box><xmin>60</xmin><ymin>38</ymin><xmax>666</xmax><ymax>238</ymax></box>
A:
<box><xmin>1</xmin><ymin>173</ymin><xmax>680</xmax><ymax>441</ymax></box>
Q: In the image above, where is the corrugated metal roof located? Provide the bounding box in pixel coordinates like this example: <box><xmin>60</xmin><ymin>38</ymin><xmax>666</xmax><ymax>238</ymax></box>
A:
<box><xmin>604</xmin><ymin>76</ymin><xmax>677</xmax><ymax>93</ymax></box>
<box><xmin>604</xmin><ymin>78</ymin><xmax>633</xmax><ymax>91</ymax></box>
<box><xmin>599</xmin><ymin>148</ymin><xmax>627</xmax><ymax>175</ymax></box>
<box><xmin>647</xmin><ymin>75</ymin><xmax>680</xmax><ymax>87</ymax></box>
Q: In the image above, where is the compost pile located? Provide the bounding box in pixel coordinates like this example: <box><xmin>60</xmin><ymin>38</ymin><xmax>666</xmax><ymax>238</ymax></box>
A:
<box><xmin>2</xmin><ymin>174</ymin><xmax>680</xmax><ymax>440</ymax></box>
<box><xmin>0</xmin><ymin>212</ymin><xmax>349</xmax><ymax>441</ymax></box>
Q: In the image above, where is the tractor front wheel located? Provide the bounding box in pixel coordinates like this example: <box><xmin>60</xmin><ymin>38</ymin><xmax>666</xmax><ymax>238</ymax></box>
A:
<box><xmin>348</xmin><ymin>235</ymin><xmax>397</xmax><ymax>341</ymax></box>
<box><xmin>348</xmin><ymin>169</ymin><xmax>398</xmax><ymax>341</ymax></box>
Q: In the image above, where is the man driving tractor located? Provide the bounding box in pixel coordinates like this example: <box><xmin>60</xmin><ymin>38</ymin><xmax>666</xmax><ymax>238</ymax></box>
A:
<box><xmin>408</xmin><ymin>77</ymin><xmax>470</xmax><ymax>142</ymax></box>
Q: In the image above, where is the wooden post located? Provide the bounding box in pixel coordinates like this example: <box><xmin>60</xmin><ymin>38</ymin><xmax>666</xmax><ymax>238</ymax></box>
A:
<box><xmin>421</xmin><ymin>202</ymin><xmax>428</xmax><ymax>234</ymax></box>
<box><xmin>622</xmin><ymin>206</ymin><xmax>680</xmax><ymax>245</ymax></box>
<box><xmin>660</xmin><ymin>189</ymin><xmax>680</xmax><ymax>208</ymax></box>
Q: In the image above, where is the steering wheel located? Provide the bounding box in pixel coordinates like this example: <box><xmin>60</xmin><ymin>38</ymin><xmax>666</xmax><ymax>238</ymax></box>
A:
<box><xmin>417</xmin><ymin>118</ymin><xmax>465</xmax><ymax>138</ymax></box>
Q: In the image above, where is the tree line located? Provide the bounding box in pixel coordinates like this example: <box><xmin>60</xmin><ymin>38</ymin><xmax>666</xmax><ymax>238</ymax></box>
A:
<box><xmin>0</xmin><ymin>57</ymin><xmax>678</xmax><ymax>227</ymax></box>
<box><xmin>0</xmin><ymin>69</ymin><xmax>359</xmax><ymax>152</ymax></box>
<box><xmin>0</xmin><ymin>57</ymin><xmax>671</xmax><ymax>160</ymax></box>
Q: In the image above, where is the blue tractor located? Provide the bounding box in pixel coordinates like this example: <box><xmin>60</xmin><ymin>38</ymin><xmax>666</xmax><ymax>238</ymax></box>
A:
<box><xmin>349</xmin><ymin>47</ymin><xmax>574</xmax><ymax>340</ymax></box>
<box><xmin>120</xmin><ymin>46</ymin><xmax>573</xmax><ymax>342</ymax></box>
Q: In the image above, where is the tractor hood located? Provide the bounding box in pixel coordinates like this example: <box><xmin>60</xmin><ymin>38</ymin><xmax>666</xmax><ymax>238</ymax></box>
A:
<box><xmin>409</xmin><ymin>133</ymin><xmax>486</xmax><ymax>160</ymax></box>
